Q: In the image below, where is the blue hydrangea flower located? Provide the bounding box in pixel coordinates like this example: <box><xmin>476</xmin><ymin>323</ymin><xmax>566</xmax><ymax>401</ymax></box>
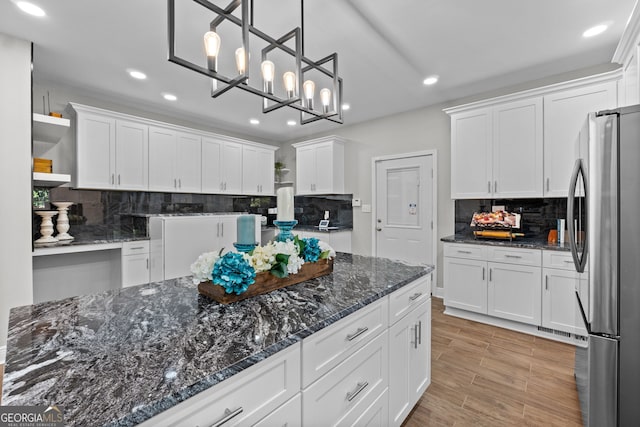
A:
<box><xmin>302</xmin><ymin>237</ymin><xmax>321</xmax><ymax>263</ymax></box>
<box><xmin>212</xmin><ymin>252</ymin><xmax>256</xmax><ymax>295</ymax></box>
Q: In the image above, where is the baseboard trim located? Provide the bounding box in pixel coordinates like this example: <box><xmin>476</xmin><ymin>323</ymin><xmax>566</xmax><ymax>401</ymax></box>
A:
<box><xmin>0</xmin><ymin>345</ymin><xmax>6</xmax><ymax>364</ymax></box>
<box><xmin>432</xmin><ymin>287</ymin><xmax>444</xmax><ymax>299</ymax></box>
<box><xmin>444</xmin><ymin>307</ymin><xmax>587</xmax><ymax>348</ymax></box>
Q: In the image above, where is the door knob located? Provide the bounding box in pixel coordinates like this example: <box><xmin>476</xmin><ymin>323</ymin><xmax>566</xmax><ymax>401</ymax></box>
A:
<box><xmin>376</xmin><ymin>227</ymin><xmax>382</xmax><ymax>231</ymax></box>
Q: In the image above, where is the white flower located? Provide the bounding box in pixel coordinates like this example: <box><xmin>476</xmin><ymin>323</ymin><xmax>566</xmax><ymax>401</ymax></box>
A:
<box><xmin>190</xmin><ymin>251</ymin><xmax>220</xmax><ymax>284</ymax></box>
<box><xmin>318</xmin><ymin>240</ymin><xmax>336</xmax><ymax>259</ymax></box>
<box><xmin>273</xmin><ymin>240</ymin><xmax>304</xmax><ymax>274</ymax></box>
<box><xmin>249</xmin><ymin>243</ymin><xmax>277</xmax><ymax>273</ymax></box>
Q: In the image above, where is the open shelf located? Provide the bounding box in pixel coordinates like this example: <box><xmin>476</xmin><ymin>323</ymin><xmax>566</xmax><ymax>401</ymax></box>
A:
<box><xmin>33</xmin><ymin>113</ymin><xmax>70</xmax><ymax>143</ymax></box>
<box><xmin>33</xmin><ymin>172</ymin><xmax>71</xmax><ymax>187</ymax></box>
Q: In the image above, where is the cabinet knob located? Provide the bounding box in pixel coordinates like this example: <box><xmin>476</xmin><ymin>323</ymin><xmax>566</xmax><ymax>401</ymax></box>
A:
<box><xmin>376</xmin><ymin>227</ymin><xmax>382</xmax><ymax>232</ymax></box>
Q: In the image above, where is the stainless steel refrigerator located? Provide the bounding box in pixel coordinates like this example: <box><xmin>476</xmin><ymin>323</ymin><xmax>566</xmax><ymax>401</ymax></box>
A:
<box><xmin>568</xmin><ymin>105</ymin><xmax>640</xmax><ymax>426</ymax></box>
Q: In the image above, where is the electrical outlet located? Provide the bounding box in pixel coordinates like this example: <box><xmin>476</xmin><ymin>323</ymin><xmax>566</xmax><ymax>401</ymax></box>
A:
<box><xmin>268</xmin><ymin>207</ymin><xmax>277</xmax><ymax>214</ymax></box>
<box><xmin>352</xmin><ymin>198</ymin><xmax>361</xmax><ymax>207</ymax></box>
<box><xmin>362</xmin><ymin>204</ymin><xmax>372</xmax><ymax>213</ymax></box>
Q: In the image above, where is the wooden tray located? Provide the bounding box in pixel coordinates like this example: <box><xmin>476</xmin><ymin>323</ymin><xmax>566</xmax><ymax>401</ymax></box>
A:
<box><xmin>198</xmin><ymin>258</ymin><xmax>334</xmax><ymax>304</ymax></box>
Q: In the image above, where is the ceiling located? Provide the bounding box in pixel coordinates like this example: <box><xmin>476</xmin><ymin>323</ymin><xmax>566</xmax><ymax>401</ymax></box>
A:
<box><xmin>0</xmin><ymin>0</ymin><xmax>637</xmax><ymax>142</ymax></box>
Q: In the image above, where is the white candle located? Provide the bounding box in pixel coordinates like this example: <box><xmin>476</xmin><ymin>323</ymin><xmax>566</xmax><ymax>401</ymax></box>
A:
<box><xmin>276</xmin><ymin>187</ymin><xmax>294</xmax><ymax>221</ymax></box>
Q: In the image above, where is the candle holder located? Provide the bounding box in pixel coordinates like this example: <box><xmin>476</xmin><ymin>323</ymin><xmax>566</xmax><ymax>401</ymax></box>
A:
<box><xmin>233</xmin><ymin>242</ymin><xmax>257</xmax><ymax>253</ymax></box>
<box><xmin>52</xmin><ymin>201</ymin><xmax>74</xmax><ymax>241</ymax></box>
<box><xmin>273</xmin><ymin>220</ymin><xmax>298</xmax><ymax>242</ymax></box>
<box><xmin>34</xmin><ymin>211</ymin><xmax>59</xmax><ymax>244</ymax></box>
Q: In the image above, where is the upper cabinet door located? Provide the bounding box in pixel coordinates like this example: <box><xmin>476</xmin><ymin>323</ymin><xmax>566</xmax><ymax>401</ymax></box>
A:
<box><xmin>149</xmin><ymin>126</ymin><xmax>177</xmax><ymax>192</ymax></box>
<box><xmin>242</xmin><ymin>145</ymin><xmax>260</xmax><ymax>195</ymax></box>
<box><xmin>492</xmin><ymin>97</ymin><xmax>543</xmax><ymax>198</ymax></box>
<box><xmin>296</xmin><ymin>146</ymin><xmax>316</xmax><ymax>195</ymax></box>
<box><xmin>257</xmin><ymin>147</ymin><xmax>275</xmax><ymax>195</ymax></box>
<box><xmin>221</xmin><ymin>141</ymin><xmax>243</xmax><ymax>194</ymax></box>
<box><xmin>450</xmin><ymin>107</ymin><xmax>492</xmax><ymax>199</ymax></box>
<box><xmin>115</xmin><ymin>120</ymin><xmax>148</xmax><ymax>191</ymax></box>
<box><xmin>313</xmin><ymin>143</ymin><xmax>335</xmax><ymax>194</ymax></box>
<box><xmin>543</xmin><ymin>81</ymin><xmax>617</xmax><ymax>197</ymax></box>
<box><xmin>75</xmin><ymin>112</ymin><xmax>116</xmax><ymax>189</ymax></box>
<box><xmin>176</xmin><ymin>132</ymin><xmax>202</xmax><ymax>193</ymax></box>
<box><xmin>201</xmin><ymin>137</ymin><xmax>223</xmax><ymax>193</ymax></box>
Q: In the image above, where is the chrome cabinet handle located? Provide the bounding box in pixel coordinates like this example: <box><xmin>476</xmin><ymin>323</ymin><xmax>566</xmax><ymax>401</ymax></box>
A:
<box><xmin>118</xmin><ymin>174</ymin><xmax>121</xmax><ymax>185</ymax></box>
<box><xmin>418</xmin><ymin>320</ymin><xmax>422</xmax><ymax>345</ymax></box>
<box><xmin>482</xmin><ymin>267</ymin><xmax>485</xmax><ymax>281</ymax></box>
<box><xmin>210</xmin><ymin>407</ymin><xmax>243</xmax><ymax>427</ymax></box>
<box><xmin>504</xmin><ymin>255</ymin><xmax>522</xmax><ymax>259</ymax></box>
<box><xmin>409</xmin><ymin>292</ymin><xmax>422</xmax><ymax>301</ymax></box>
<box><xmin>457</xmin><ymin>250</ymin><xmax>472</xmax><ymax>254</ymax></box>
<box><xmin>414</xmin><ymin>324</ymin><xmax>418</xmax><ymax>349</ymax></box>
<box><xmin>130</xmin><ymin>246</ymin><xmax>144</xmax><ymax>250</ymax></box>
<box><xmin>174</xmin><ymin>178</ymin><xmax>177</xmax><ymax>188</ymax></box>
<box><xmin>346</xmin><ymin>381</ymin><xmax>368</xmax><ymax>402</ymax></box>
<box><xmin>494</xmin><ymin>181</ymin><xmax>497</xmax><ymax>193</ymax></box>
<box><xmin>224</xmin><ymin>182</ymin><xmax>227</xmax><ymax>190</ymax></box>
<box><xmin>221</xmin><ymin>222</ymin><xmax>224</xmax><ymax>236</ymax></box>
<box><xmin>489</xmin><ymin>269</ymin><xmax>492</xmax><ymax>281</ymax></box>
<box><xmin>217</xmin><ymin>222</ymin><xmax>220</xmax><ymax>237</ymax></box>
<box><xmin>488</xmin><ymin>181</ymin><xmax>491</xmax><ymax>193</ymax></box>
<box><xmin>146</xmin><ymin>259</ymin><xmax>149</xmax><ymax>269</ymax></box>
<box><xmin>111</xmin><ymin>174</ymin><xmax>115</xmax><ymax>185</ymax></box>
<box><xmin>346</xmin><ymin>326</ymin><xmax>368</xmax><ymax>341</ymax></box>
<box><xmin>545</xmin><ymin>275</ymin><xmax>548</xmax><ymax>290</ymax></box>
<box><xmin>546</xmin><ymin>178</ymin><xmax>550</xmax><ymax>192</ymax></box>
<box><xmin>179</xmin><ymin>179</ymin><xmax>181</xmax><ymax>188</ymax></box>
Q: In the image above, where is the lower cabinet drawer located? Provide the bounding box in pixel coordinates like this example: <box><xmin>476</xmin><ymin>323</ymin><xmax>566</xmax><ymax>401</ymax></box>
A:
<box><xmin>388</xmin><ymin>275</ymin><xmax>430</xmax><ymax>326</ymax></box>
<box><xmin>139</xmin><ymin>343</ymin><xmax>300</xmax><ymax>427</ymax></box>
<box><xmin>487</xmin><ymin>246</ymin><xmax>541</xmax><ymax>266</ymax></box>
<box><xmin>253</xmin><ymin>394</ymin><xmax>301</xmax><ymax>427</ymax></box>
<box><xmin>302</xmin><ymin>298</ymin><xmax>388</xmax><ymax>388</ymax></box>
<box><xmin>302</xmin><ymin>330</ymin><xmax>389</xmax><ymax>426</ymax></box>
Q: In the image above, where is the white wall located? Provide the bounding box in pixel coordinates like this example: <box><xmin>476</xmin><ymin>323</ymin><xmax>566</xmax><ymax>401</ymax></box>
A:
<box><xmin>0</xmin><ymin>33</ymin><xmax>34</xmax><ymax>354</ymax></box>
<box><xmin>281</xmin><ymin>104</ymin><xmax>455</xmax><ymax>289</ymax></box>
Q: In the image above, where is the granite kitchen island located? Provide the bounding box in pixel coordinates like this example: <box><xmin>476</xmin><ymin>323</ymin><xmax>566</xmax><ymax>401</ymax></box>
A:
<box><xmin>1</xmin><ymin>253</ymin><xmax>433</xmax><ymax>426</ymax></box>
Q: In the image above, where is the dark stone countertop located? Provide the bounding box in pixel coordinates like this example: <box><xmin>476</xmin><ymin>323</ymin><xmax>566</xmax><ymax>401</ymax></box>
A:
<box><xmin>262</xmin><ymin>224</ymin><xmax>353</xmax><ymax>232</ymax></box>
<box><xmin>33</xmin><ymin>228</ymin><xmax>149</xmax><ymax>251</ymax></box>
<box><xmin>1</xmin><ymin>254</ymin><xmax>433</xmax><ymax>426</ymax></box>
<box><xmin>441</xmin><ymin>234</ymin><xmax>571</xmax><ymax>252</ymax></box>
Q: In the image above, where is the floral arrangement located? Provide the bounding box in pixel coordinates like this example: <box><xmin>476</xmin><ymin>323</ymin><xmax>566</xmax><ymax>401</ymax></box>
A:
<box><xmin>191</xmin><ymin>236</ymin><xmax>336</xmax><ymax>295</ymax></box>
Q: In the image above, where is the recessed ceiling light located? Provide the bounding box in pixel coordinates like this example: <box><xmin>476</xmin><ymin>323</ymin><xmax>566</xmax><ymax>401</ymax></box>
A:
<box><xmin>342</xmin><ymin>103</ymin><xmax>350</xmax><ymax>111</ymax></box>
<box><xmin>250</xmin><ymin>118</ymin><xmax>260</xmax><ymax>125</ymax></box>
<box><xmin>583</xmin><ymin>24</ymin><xmax>608</xmax><ymax>38</ymax></box>
<box><xmin>287</xmin><ymin>120</ymin><xmax>296</xmax><ymax>126</ymax></box>
<box><xmin>163</xmin><ymin>93</ymin><xmax>177</xmax><ymax>101</ymax></box>
<box><xmin>16</xmin><ymin>1</ymin><xmax>45</xmax><ymax>17</ymax></box>
<box><xmin>423</xmin><ymin>75</ymin><xmax>439</xmax><ymax>85</ymax></box>
<box><xmin>128</xmin><ymin>70</ymin><xmax>147</xmax><ymax>80</ymax></box>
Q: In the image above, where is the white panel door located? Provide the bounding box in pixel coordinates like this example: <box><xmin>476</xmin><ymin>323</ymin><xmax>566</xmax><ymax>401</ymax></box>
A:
<box><xmin>175</xmin><ymin>132</ymin><xmax>201</xmax><ymax>193</ymax></box>
<box><xmin>450</xmin><ymin>108</ymin><xmax>492</xmax><ymax>198</ymax></box>
<box><xmin>115</xmin><ymin>120</ymin><xmax>148</xmax><ymax>190</ymax></box>
<box><xmin>201</xmin><ymin>137</ymin><xmax>223</xmax><ymax>193</ymax></box>
<box><xmin>76</xmin><ymin>112</ymin><xmax>115</xmax><ymax>189</ymax></box>
<box><xmin>488</xmin><ymin>262</ymin><xmax>542</xmax><ymax>325</ymax></box>
<box><xmin>444</xmin><ymin>257</ymin><xmax>487</xmax><ymax>314</ymax></box>
<box><xmin>375</xmin><ymin>155</ymin><xmax>433</xmax><ymax>266</ymax></box>
<box><xmin>148</xmin><ymin>126</ymin><xmax>177</xmax><ymax>192</ymax></box>
<box><xmin>122</xmin><ymin>254</ymin><xmax>150</xmax><ymax>288</ymax></box>
<box><xmin>492</xmin><ymin>97</ymin><xmax>543</xmax><ymax>198</ymax></box>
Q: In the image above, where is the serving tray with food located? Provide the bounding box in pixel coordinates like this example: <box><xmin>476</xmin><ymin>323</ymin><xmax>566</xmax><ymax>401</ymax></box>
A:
<box><xmin>471</xmin><ymin>211</ymin><xmax>523</xmax><ymax>240</ymax></box>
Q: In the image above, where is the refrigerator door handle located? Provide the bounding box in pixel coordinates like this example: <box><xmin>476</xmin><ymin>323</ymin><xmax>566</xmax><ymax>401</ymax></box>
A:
<box><xmin>567</xmin><ymin>158</ymin><xmax>588</xmax><ymax>273</ymax></box>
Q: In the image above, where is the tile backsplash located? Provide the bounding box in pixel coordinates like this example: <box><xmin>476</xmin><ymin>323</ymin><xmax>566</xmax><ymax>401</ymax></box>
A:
<box><xmin>455</xmin><ymin>198</ymin><xmax>568</xmax><ymax>240</ymax></box>
<box><xmin>33</xmin><ymin>187</ymin><xmax>353</xmax><ymax>240</ymax></box>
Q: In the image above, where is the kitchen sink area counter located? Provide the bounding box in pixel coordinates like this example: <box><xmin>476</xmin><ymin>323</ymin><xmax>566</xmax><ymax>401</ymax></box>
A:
<box><xmin>441</xmin><ymin>234</ymin><xmax>572</xmax><ymax>252</ymax></box>
<box><xmin>2</xmin><ymin>254</ymin><xmax>433</xmax><ymax>426</ymax></box>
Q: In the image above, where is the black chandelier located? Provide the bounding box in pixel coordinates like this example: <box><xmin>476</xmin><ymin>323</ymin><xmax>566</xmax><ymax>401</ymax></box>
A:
<box><xmin>167</xmin><ymin>0</ymin><xmax>343</xmax><ymax>125</ymax></box>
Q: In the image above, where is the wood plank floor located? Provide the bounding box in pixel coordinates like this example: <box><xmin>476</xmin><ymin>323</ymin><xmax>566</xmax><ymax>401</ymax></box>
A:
<box><xmin>0</xmin><ymin>299</ymin><xmax>582</xmax><ymax>426</ymax></box>
<box><xmin>402</xmin><ymin>298</ymin><xmax>583</xmax><ymax>426</ymax></box>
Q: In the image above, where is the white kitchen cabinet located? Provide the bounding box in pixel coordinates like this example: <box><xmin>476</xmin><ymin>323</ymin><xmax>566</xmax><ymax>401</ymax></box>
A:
<box><xmin>71</xmin><ymin>104</ymin><xmax>149</xmax><ymax>190</ymax></box>
<box><xmin>449</xmin><ymin>98</ymin><xmax>542</xmax><ymax>199</ymax></box>
<box><xmin>388</xmin><ymin>298</ymin><xmax>431</xmax><ymax>427</ymax></box>
<box><xmin>443</xmin><ymin>244</ymin><xmax>488</xmax><ymax>314</ymax></box>
<box><xmin>121</xmin><ymin>241</ymin><xmax>150</xmax><ymax>287</ymax></box>
<box><xmin>542</xmin><ymin>250</ymin><xmax>588</xmax><ymax>336</ymax></box>
<box><xmin>292</xmin><ymin>136</ymin><xmax>345</xmax><ymax>195</ymax></box>
<box><xmin>138</xmin><ymin>343</ymin><xmax>301</xmax><ymax>427</ymax></box>
<box><xmin>492</xmin><ymin>97</ymin><xmax>543</xmax><ymax>198</ymax></box>
<box><xmin>242</xmin><ymin>144</ymin><xmax>275</xmax><ymax>195</ymax></box>
<box><xmin>543</xmin><ymin>81</ymin><xmax>618</xmax><ymax>197</ymax></box>
<box><xmin>252</xmin><ymin>394</ymin><xmax>301</xmax><ymax>427</ymax></box>
<box><xmin>149</xmin><ymin>126</ymin><xmax>202</xmax><ymax>193</ymax></box>
<box><xmin>487</xmin><ymin>261</ymin><xmax>542</xmax><ymax>326</ymax></box>
<box><xmin>202</xmin><ymin>136</ymin><xmax>243</xmax><ymax>194</ymax></box>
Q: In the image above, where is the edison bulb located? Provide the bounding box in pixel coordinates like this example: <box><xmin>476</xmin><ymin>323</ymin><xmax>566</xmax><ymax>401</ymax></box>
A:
<box><xmin>303</xmin><ymin>80</ymin><xmax>315</xmax><ymax>110</ymax></box>
<box><xmin>261</xmin><ymin>61</ymin><xmax>275</xmax><ymax>94</ymax></box>
<box><xmin>203</xmin><ymin>31</ymin><xmax>221</xmax><ymax>58</ymax></box>
<box><xmin>235</xmin><ymin>47</ymin><xmax>247</xmax><ymax>75</ymax></box>
<box><xmin>320</xmin><ymin>88</ymin><xmax>331</xmax><ymax>113</ymax></box>
<box><xmin>283</xmin><ymin>72</ymin><xmax>296</xmax><ymax>98</ymax></box>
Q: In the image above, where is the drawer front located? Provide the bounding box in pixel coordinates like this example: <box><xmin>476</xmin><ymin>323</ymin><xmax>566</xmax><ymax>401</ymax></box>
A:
<box><xmin>542</xmin><ymin>250</ymin><xmax>588</xmax><ymax>271</ymax></box>
<box><xmin>389</xmin><ymin>275</ymin><xmax>430</xmax><ymax>325</ymax></box>
<box><xmin>122</xmin><ymin>240</ymin><xmax>150</xmax><ymax>256</ymax></box>
<box><xmin>141</xmin><ymin>343</ymin><xmax>300</xmax><ymax>427</ymax></box>
<box><xmin>302</xmin><ymin>330</ymin><xmax>389</xmax><ymax>427</ymax></box>
<box><xmin>443</xmin><ymin>243</ymin><xmax>486</xmax><ymax>260</ymax></box>
<box><xmin>302</xmin><ymin>298</ymin><xmax>388</xmax><ymax>388</ymax></box>
<box><xmin>487</xmin><ymin>246</ymin><xmax>541</xmax><ymax>266</ymax></box>
<box><xmin>253</xmin><ymin>394</ymin><xmax>301</xmax><ymax>427</ymax></box>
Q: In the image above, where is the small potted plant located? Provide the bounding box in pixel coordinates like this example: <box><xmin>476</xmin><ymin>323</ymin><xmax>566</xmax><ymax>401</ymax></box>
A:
<box><xmin>275</xmin><ymin>161</ymin><xmax>285</xmax><ymax>183</ymax></box>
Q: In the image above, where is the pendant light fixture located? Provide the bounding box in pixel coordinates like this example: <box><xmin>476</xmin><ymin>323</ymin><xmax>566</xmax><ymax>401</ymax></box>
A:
<box><xmin>167</xmin><ymin>0</ymin><xmax>343</xmax><ymax>125</ymax></box>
